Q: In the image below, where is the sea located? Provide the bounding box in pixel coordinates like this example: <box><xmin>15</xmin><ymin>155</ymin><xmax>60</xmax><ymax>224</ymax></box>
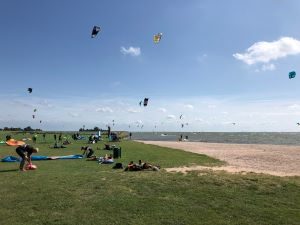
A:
<box><xmin>132</xmin><ymin>132</ymin><xmax>300</xmax><ymax>146</ymax></box>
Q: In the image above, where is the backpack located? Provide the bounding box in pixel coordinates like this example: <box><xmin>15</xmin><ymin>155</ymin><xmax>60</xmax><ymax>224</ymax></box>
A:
<box><xmin>113</xmin><ymin>163</ymin><xmax>123</xmax><ymax>169</ymax></box>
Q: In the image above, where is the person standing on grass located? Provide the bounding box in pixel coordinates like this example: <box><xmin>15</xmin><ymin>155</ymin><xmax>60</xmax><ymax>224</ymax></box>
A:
<box><xmin>58</xmin><ymin>133</ymin><xmax>62</xmax><ymax>143</ymax></box>
<box><xmin>16</xmin><ymin>145</ymin><xmax>39</xmax><ymax>171</ymax></box>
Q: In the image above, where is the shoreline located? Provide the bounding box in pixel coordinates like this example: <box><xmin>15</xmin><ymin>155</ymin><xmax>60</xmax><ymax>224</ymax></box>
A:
<box><xmin>136</xmin><ymin>140</ymin><xmax>300</xmax><ymax>177</ymax></box>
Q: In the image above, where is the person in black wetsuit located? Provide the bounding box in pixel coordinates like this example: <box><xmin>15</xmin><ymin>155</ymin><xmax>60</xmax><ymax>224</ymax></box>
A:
<box><xmin>15</xmin><ymin>145</ymin><xmax>39</xmax><ymax>171</ymax></box>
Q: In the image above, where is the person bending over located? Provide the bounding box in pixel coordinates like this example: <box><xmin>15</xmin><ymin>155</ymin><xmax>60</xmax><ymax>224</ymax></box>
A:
<box><xmin>81</xmin><ymin>146</ymin><xmax>94</xmax><ymax>158</ymax></box>
<box><xmin>16</xmin><ymin>145</ymin><xmax>39</xmax><ymax>171</ymax></box>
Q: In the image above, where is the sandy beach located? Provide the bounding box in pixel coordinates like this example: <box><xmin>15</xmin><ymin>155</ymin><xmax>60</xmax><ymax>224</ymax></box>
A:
<box><xmin>137</xmin><ymin>141</ymin><xmax>300</xmax><ymax>177</ymax></box>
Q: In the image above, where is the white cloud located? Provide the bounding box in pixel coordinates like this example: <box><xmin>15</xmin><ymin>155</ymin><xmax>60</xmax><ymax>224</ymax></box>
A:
<box><xmin>158</xmin><ymin>107</ymin><xmax>167</xmax><ymax>113</ymax></box>
<box><xmin>95</xmin><ymin>107</ymin><xmax>113</xmax><ymax>113</ymax></box>
<box><xmin>208</xmin><ymin>104</ymin><xmax>216</xmax><ymax>109</ymax></box>
<box><xmin>120</xmin><ymin>46</ymin><xmax>141</xmax><ymax>56</ymax></box>
<box><xmin>184</xmin><ymin>104</ymin><xmax>194</xmax><ymax>109</ymax></box>
<box><xmin>127</xmin><ymin>108</ymin><xmax>139</xmax><ymax>113</ymax></box>
<box><xmin>196</xmin><ymin>54</ymin><xmax>207</xmax><ymax>63</ymax></box>
<box><xmin>68</xmin><ymin>112</ymin><xmax>79</xmax><ymax>118</ymax></box>
<box><xmin>261</xmin><ymin>63</ymin><xmax>276</xmax><ymax>71</ymax></box>
<box><xmin>167</xmin><ymin>114</ymin><xmax>176</xmax><ymax>119</ymax></box>
<box><xmin>233</xmin><ymin>37</ymin><xmax>300</xmax><ymax>65</ymax></box>
<box><xmin>288</xmin><ymin>104</ymin><xmax>300</xmax><ymax>110</ymax></box>
<box><xmin>135</xmin><ymin>120</ymin><xmax>143</xmax><ymax>125</ymax></box>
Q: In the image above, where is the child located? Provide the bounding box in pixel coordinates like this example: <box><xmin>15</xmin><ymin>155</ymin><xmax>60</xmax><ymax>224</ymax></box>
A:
<box><xmin>15</xmin><ymin>145</ymin><xmax>39</xmax><ymax>171</ymax></box>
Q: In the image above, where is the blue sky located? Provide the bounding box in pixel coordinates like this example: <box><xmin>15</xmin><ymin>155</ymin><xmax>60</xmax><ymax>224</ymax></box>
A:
<box><xmin>1</xmin><ymin>0</ymin><xmax>300</xmax><ymax>131</ymax></box>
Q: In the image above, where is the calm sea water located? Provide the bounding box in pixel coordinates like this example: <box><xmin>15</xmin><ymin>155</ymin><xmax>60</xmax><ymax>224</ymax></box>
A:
<box><xmin>132</xmin><ymin>132</ymin><xmax>300</xmax><ymax>146</ymax></box>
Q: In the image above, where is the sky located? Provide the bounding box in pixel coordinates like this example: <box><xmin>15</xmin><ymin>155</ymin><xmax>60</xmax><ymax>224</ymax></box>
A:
<box><xmin>1</xmin><ymin>0</ymin><xmax>300</xmax><ymax>131</ymax></box>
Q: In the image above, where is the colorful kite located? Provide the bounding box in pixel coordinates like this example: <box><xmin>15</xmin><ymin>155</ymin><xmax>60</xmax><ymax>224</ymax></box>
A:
<box><xmin>153</xmin><ymin>33</ymin><xmax>162</xmax><ymax>43</ymax></box>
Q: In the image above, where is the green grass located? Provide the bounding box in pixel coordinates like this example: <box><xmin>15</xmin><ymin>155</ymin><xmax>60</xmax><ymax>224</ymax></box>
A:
<box><xmin>0</xmin><ymin>131</ymin><xmax>299</xmax><ymax>225</ymax></box>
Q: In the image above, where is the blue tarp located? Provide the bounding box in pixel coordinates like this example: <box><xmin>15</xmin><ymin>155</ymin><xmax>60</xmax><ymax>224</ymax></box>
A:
<box><xmin>1</xmin><ymin>156</ymin><xmax>20</xmax><ymax>162</ymax></box>
<box><xmin>1</xmin><ymin>155</ymin><xmax>83</xmax><ymax>162</ymax></box>
<box><xmin>49</xmin><ymin>154</ymin><xmax>83</xmax><ymax>160</ymax></box>
<box><xmin>31</xmin><ymin>156</ymin><xmax>49</xmax><ymax>160</ymax></box>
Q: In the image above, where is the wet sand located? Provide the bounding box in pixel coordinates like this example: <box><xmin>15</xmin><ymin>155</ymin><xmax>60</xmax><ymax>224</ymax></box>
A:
<box><xmin>137</xmin><ymin>141</ymin><xmax>300</xmax><ymax>177</ymax></box>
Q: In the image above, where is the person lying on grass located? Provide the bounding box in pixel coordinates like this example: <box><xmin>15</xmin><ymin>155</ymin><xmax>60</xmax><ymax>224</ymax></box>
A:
<box><xmin>15</xmin><ymin>145</ymin><xmax>39</xmax><ymax>171</ymax></box>
<box><xmin>124</xmin><ymin>160</ymin><xmax>160</xmax><ymax>171</ymax></box>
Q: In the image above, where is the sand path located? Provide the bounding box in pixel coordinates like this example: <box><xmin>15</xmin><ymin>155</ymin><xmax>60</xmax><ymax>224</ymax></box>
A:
<box><xmin>137</xmin><ymin>141</ymin><xmax>300</xmax><ymax>177</ymax></box>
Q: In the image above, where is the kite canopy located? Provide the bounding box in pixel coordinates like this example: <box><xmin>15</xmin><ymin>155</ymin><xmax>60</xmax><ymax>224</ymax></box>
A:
<box><xmin>34</xmin><ymin>109</ymin><xmax>37</xmax><ymax>112</ymax></box>
<box><xmin>153</xmin><ymin>33</ymin><xmax>162</xmax><ymax>43</ymax></box>
<box><xmin>289</xmin><ymin>71</ymin><xmax>296</xmax><ymax>79</ymax></box>
<box><xmin>91</xmin><ymin>26</ymin><xmax>100</xmax><ymax>38</ymax></box>
<box><xmin>27</xmin><ymin>88</ymin><xmax>32</xmax><ymax>93</ymax></box>
<box><xmin>143</xmin><ymin>98</ymin><xmax>149</xmax><ymax>106</ymax></box>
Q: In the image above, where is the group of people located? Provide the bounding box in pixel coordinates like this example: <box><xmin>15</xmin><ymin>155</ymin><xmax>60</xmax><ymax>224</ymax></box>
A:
<box><xmin>124</xmin><ymin>160</ymin><xmax>160</xmax><ymax>171</ymax></box>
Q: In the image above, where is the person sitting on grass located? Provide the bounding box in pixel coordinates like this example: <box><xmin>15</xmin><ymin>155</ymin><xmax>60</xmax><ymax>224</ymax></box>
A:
<box><xmin>81</xmin><ymin>146</ymin><xmax>94</xmax><ymax>158</ymax></box>
<box><xmin>15</xmin><ymin>145</ymin><xmax>39</xmax><ymax>172</ymax></box>
<box><xmin>98</xmin><ymin>154</ymin><xmax>114</xmax><ymax>164</ymax></box>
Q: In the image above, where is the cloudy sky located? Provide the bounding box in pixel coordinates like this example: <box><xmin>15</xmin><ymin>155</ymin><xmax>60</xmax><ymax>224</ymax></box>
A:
<box><xmin>1</xmin><ymin>0</ymin><xmax>300</xmax><ymax>131</ymax></box>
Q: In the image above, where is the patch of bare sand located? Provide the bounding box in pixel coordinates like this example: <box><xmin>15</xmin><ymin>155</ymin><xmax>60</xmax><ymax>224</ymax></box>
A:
<box><xmin>137</xmin><ymin>141</ymin><xmax>300</xmax><ymax>177</ymax></box>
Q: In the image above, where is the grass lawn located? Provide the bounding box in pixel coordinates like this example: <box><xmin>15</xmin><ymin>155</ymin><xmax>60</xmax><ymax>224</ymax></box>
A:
<box><xmin>0</xmin><ymin>131</ymin><xmax>299</xmax><ymax>225</ymax></box>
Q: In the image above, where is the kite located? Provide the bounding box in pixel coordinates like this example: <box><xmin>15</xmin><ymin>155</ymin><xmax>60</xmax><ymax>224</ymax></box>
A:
<box><xmin>139</xmin><ymin>101</ymin><xmax>142</xmax><ymax>106</ymax></box>
<box><xmin>27</xmin><ymin>88</ymin><xmax>33</xmax><ymax>93</ymax></box>
<box><xmin>232</xmin><ymin>123</ymin><xmax>236</xmax><ymax>125</ymax></box>
<box><xmin>34</xmin><ymin>109</ymin><xmax>37</xmax><ymax>112</ymax></box>
<box><xmin>32</xmin><ymin>115</ymin><xmax>35</xmax><ymax>119</ymax></box>
<box><xmin>179</xmin><ymin>114</ymin><xmax>183</xmax><ymax>119</ymax></box>
<box><xmin>153</xmin><ymin>33</ymin><xmax>162</xmax><ymax>43</ymax></box>
<box><xmin>289</xmin><ymin>71</ymin><xmax>296</xmax><ymax>79</ymax></box>
<box><xmin>297</xmin><ymin>123</ymin><xmax>300</xmax><ymax>126</ymax></box>
<box><xmin>91</xmin><ymin>26</ymin><xmax>100</xmax><ymax>38</ymax></box>
<box><xmin>143</xmin><ymin>98</ymin><xmax>149</xmax><ymax>107</ymax></box>
<box><xmin>181</xmin><ymin>124</ymin><xmax>184</xmax><ymax>128</ymax></box>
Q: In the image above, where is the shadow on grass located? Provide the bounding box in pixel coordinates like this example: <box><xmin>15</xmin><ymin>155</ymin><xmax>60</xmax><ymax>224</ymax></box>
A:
<box><xmin>0</xmin><ymin>169</ymin><xmax>19</xmax><ymax>173</ymax></box>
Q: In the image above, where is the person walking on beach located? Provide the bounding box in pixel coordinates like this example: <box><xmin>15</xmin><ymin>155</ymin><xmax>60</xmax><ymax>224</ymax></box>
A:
<box><xmin>16</xmin><ymin>145</ymin><xmax>39</xmax><ymax>171</ymax></box>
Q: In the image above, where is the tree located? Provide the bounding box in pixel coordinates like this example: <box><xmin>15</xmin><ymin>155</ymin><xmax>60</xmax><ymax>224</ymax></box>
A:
<box><xmin>24</xmin><ymin>126</ymin><xmax>33</xmax><ymax>131</ymax></box>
